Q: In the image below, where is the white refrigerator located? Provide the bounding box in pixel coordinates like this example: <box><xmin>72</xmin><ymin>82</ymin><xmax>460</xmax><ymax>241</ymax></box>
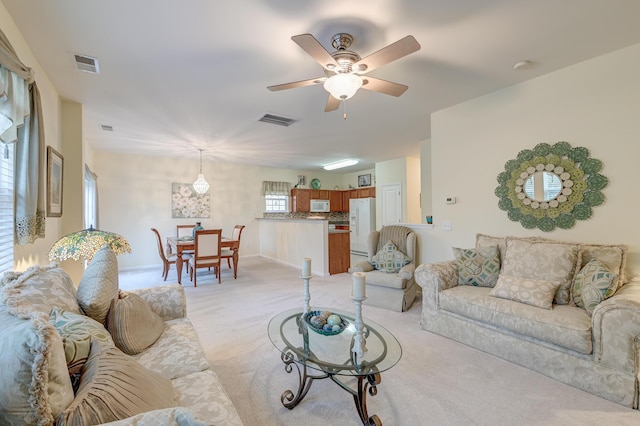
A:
<box><xmin>349</xmin><ymin>197</ymin><xmax>376</xmax><ymax>256</ymax></box>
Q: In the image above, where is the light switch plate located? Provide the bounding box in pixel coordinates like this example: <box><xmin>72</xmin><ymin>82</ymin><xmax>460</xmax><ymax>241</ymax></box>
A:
<box><xmin>442</xmin><ymin>221</ymin><xmax>452</xmax><ymax>231</ymax></box>
<box><xmin>445</xmin><ymin>197</ymin><xmax>456</xmax><ymax>204</ymax></box>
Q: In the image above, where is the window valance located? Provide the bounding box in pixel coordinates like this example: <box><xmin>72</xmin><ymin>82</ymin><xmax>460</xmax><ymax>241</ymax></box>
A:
<box><xmin>262</xmin><ymin>181</ymin><xmax>291</xmax><ymax>196</ymax></box>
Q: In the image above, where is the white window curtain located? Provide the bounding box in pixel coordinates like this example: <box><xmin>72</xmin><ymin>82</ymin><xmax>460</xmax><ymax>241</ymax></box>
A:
<box><xmin>262</xmin><ymin>181</ymin><xmax>291</xmax><ymax>195</ymax></box>
<box><xmin>0</xmin><ymin>28</ymin><xmax>45</xmax><ymax>245</ymax></box>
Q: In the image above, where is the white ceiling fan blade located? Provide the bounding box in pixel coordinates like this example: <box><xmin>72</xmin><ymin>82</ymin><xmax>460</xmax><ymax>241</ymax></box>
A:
<box><xmin>353</xmin><ymin>35</ymin><xmax>420</xmax><ymax>74</ymax></box>
<box><xmin>361</xmin><ymin>76</ymin><xmax>409</xmax><ymax>97</ymax></box>
<box><xmin>324</xmin><ymin>95</ymin><xmax>340</xmax><ymax>112</ymax></box>
<box><xmin>267</xmin><ymin>77</ymin><xmax>325</xmax><ymax>91</ymax></box>
<box><xmin>292</xmin><ymin>34</ymin><xmax>339</xmax><ymax>70</ymax></box>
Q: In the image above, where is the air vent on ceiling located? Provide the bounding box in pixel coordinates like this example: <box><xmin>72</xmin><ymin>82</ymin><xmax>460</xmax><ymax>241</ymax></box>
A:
<box><xmin>74</xmin><ymin>54</ymin><xmax>100</xmax><ymax>74</ymax></box>
<box><xmin>100</xmin><ymin>124</ymin><xmax>113</xmax><ymax>131</ymax></box>
<box><xmin>258</xmin><ymin>113</ymin><xmax>297</xmax><ymax>127</ymax></box>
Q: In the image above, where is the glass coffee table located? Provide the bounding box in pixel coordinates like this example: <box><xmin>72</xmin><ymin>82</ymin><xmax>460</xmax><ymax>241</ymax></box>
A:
<box><xmin>267</xmin><ymin>308</ymin><xmax>402</xmax><ymax>425</ymax></box>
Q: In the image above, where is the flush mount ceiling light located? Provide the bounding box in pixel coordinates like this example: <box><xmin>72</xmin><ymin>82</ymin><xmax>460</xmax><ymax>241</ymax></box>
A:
<box><xmin>192</xmin><ymin>149</ymin><xmax>209</xmax><ymax>194</ymax></box>
<box><xmin>323</xmin><ymin>159</ymin><xmax>359</xmax><ymax>171</ymax></box>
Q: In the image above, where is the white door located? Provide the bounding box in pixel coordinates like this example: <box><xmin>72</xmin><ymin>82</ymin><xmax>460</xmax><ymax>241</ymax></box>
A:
<box><xmin>381</xmin><ymin>183</ymin><xmax>402</xmax><ymax>225</ymax></box>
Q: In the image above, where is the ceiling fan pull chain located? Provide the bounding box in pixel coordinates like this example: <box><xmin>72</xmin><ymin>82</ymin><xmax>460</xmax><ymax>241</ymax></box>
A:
<box><xmin>342</xmin><ymin>99</ymin><xmax>347</xmax><ymax>120</ymax></box>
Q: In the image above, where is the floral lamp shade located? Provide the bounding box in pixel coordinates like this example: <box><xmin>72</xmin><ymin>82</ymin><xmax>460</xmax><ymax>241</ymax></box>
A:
<box><xmin>48</xmin><ymin>226</ymin><xmax>132</xmax><ymax>261</ymax></box>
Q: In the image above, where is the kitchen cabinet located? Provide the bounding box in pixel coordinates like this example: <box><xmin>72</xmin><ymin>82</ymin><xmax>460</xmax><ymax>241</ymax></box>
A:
<box><xmin>329</xmin><ymin>191</ymin><xmax>342</xmax><ymax>212</ymax></box>
<box><xmin>328</xmin><ymin>231</ymin><xmax>350</xmax><ymax>274</ymax></box>
<box><xmin>357</xmin><ymin>187</ymin><xmax>376</xmax><ymax>198</ymax></box>
<box><xmin>341</xmin><ymin>191</ymin><xmax>351</xmax><ymax>212</ymax></box>
<box><xmin>311</xmin><ymin>189</ymin><xmax>329</xmax><ymax>200</ymax></box>
<box><xmin>290</xmin><ymin>188</ymin><xmax>310</xmax><ymax>212</ymax></box>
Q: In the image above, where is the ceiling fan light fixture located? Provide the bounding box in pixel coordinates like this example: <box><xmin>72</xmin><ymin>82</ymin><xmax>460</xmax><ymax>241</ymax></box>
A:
<box><xmin>323</xmin><ymin>159</ymin><xmax>359</xmax><ymax>171</ymax></box>
<box><xmin>193</xmin><ymin>149</ymin><xmax>209</xmax><ymax>194</ymax></box>
<box><xmin>323</xmin><ymin>73</ymin><xmax>362</xmax><ymax>100</ymax></box>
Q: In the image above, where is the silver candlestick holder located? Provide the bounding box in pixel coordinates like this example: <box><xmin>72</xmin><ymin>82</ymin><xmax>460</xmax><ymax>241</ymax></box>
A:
<box><xmin>301</xmin><ymin>273</ymin><xmax>312</xmax><ymax>314</ymax></box>
<box><xmin>350</xmin><ymin>295</ymin><xmax>368</xmax><ymax>361</ymax></box>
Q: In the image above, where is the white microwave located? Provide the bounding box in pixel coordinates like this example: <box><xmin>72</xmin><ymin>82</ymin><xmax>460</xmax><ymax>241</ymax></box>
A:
<box><xmin>310</xmin><ymin>199</ymin><xmax>330</xmax><ymax>212</ymax></box>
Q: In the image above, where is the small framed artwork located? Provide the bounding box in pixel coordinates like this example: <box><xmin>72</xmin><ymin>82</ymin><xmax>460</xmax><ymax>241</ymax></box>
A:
<box><xmin>358</xmin><ymin>173</ymin><xmax>371</xmax><ymax>187</ymax></box>
<box><xmin>47</xmin><ymin>146</ymin><xmax>64</xmax><ymax>217</ymax></box>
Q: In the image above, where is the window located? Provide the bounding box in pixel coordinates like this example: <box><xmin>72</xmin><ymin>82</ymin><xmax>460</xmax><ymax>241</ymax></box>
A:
<box><xmin>84</xmin><ymin>166</ymin><xmax>98</xmax><ymax>229</ymax></box>
<box><xmin>265</xmin><ymin>194</ymin><xmax>289</xmax><ymax>212</ymax></box>
<box><xmin>0</xmin><ymin>143</ymin><xmax>14</xmax><ymax>272</ymax></box>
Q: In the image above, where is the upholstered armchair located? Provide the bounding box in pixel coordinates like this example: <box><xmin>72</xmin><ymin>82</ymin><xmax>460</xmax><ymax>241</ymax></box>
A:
<box><xmin>350</xmin><ymin>225</ymin><xmax>418</xmax><ymax>312</ymax></box>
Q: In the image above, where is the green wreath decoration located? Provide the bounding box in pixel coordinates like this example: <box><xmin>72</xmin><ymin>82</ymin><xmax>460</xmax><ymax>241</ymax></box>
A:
<box><xmin>495</xmin><ymin>141</ymin><xmax>607</xmax><ymax>232</ymax></box>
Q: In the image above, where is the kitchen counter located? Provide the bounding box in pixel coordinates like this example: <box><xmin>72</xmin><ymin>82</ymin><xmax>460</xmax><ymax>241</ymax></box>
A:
<box><xmin>257</xmin><ymin>217</ymin><xmax>350</xmax><ymax>275</ymax></box>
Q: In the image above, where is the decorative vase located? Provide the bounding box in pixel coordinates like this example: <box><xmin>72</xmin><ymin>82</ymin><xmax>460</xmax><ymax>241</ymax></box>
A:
<box><xmin>192</xmin><ymin>222</ymin><xmax>204</xmax><ymax>238</ymax></box>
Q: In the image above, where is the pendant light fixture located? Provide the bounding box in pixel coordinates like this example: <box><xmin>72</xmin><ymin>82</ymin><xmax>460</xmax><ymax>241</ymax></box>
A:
<box><xmin>192</xmin><ymin>149</ymin><xmax>209</xmax><ymax>194</ymax></box>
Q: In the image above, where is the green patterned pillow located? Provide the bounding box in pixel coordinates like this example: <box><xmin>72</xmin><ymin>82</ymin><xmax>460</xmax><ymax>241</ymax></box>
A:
<box><xmin>572</xmin><ymin>259</ymin><xmax>618</xmax><ymax>316</ymax></box>
<box><xmin>371</xmin><ymin>240</ymin><xmax>412</xmax><ymax>273</ymax></box>
<box><xmin>49</xmin><ymin>308</ymin><xmax>114</xmax><ymax>392</ymax></box>
<box><xmin>453</xmin><ymin>246</ymin><xmax>500</xmax><ymax>287</ymax></box>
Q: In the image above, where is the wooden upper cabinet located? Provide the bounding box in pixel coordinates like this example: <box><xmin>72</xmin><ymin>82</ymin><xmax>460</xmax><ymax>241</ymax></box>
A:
<box><xmin>311</xmin><ymin>189</ymin><xmax>329</xmax><ymax>200</ymax></box>
<box><xmin>341</xmin><ymin>190</ymin><xmax>352</xmax><ymax>211</ymax></box>
<box><xmin>291</xmin><ymin>188</ymin><xmax>310</xmax><ymax>212</ymax></box>
<box><xmin>329</xmin><ymin>191</ymin><xmax>342</xmax><ymax>212</ymax></box>
<box><xmin>357</xmin><ymin>187</ymin><xmax>376</xmax><ymax>198</ymax></box>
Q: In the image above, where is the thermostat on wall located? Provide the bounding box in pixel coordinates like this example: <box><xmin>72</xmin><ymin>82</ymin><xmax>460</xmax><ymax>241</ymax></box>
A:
<box><xmin>445</xmin><ymin>197</ymin><xmax>456</xmax><ymax>205</ymax></box>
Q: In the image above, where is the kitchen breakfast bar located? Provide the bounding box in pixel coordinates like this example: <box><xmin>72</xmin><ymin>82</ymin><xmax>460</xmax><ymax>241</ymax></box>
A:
<box><xmin>257</xmin><ymin>218</ymin><xmax>350</xmax><ymax>276</ymax></box>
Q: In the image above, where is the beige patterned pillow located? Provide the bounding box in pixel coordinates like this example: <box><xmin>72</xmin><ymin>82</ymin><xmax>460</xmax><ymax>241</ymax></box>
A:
<box><xmin>579</xmin><ymin>244</ymin><xmax>626</xmax><ymax>291</ymax></box>
<box><xmin>502</xmin><ymin>238</ymin><xmax>580</xmax><ymax>305</ymax></box>
<box><xmin>489</xmin><ymin>274</ymin><xmax>563</xmax><ymax>309</ymax></box>
<box><xmin>0</xmin><ymin>307</ymin><xmax>74</xmax><ymax>425</ymax></box>
<box><xmin>107</xmin><ymin>291</ymin><xmax>165</xmax><ymax>355</ymax></box>
<box><xmin>371</xmin><ymin>240</ymin><xmax>412</xmax><ymax>273</ymax></box>
<box><xmin>56</xmin><ymin>341</ymin><xmax>176</xmax><ymax>425</ymax></box>
<box><xmin>453</xmin><ymin>246</ymin><xmax>500</xmax><ymax>287</ymax></box>
<box><xmin>475</xmin><ymin>234</ymin><xmax>507</xmax><ymax>267</ymax></box>
<box><xmin>49</xmin><ymin>308</ymin><xmax>115</xmax><ymax>391</ymax></box>
<box><xmin>77</xmin><ymin>246</ymin><xmax>119</xmax><ymax>325</ymax></box>
<box><xmin>572</xmin><ymin>259</ymin><xmax>618</xmax><ymax>316</ymax></box>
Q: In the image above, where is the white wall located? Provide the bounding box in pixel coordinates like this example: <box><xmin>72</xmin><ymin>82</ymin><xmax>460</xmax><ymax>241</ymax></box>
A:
<box><xmin>425</xmin><ymin>43</ymin><xmax>640</xmax><ymax>279</ymax></box>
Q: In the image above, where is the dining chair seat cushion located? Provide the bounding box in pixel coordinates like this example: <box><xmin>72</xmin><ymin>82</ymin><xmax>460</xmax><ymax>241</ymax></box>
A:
<box><xmin>189</xmin><ymin>257</ymin><xmax>220</xmax><ymax>268</ymax></box>
<box><xmin>221</xmin><ymin>249</ymin><xmax>234</xmax><ymax>257</ymax></box>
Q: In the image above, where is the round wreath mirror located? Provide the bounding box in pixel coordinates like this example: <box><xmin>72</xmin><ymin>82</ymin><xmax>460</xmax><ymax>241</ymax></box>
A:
<box><xmin>495</xmin><ymin>141</ymin><xmax>607</xmax><ymax>232</ymax></box>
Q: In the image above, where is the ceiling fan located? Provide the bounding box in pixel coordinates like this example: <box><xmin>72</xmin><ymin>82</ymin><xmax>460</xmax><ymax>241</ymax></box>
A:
<box><xmin>267</xmin><ymin>33</ymin><xmax>421</xmax><ymax>116</ymax></box>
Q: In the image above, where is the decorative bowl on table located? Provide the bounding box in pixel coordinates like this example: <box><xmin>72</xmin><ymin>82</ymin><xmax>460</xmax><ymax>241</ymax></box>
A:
<box><xmin>303</xmin><ymin>310</ymin><xmax>348</xmax><ymax>336</ymax></box>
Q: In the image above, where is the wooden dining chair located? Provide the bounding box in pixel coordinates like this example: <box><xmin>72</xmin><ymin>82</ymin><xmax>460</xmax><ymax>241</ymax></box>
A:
<box><xmin>189</xmin><ymin>229</ymin><xmax>222</xmax><ymax>287</ymax></box>
<box><xmin>221</xmin><ymin>225</ymin><xmax>245</xmax><ymax>278</ymax></box>
<box><xmin>151</xmin><ymin>228</ymin><xmax>190</xmax><ymax>281</ymax></box>
<box><xmin>177</xmin><ymin>224</ymin><xmax>196</xmax><ymax>238</ymax></box>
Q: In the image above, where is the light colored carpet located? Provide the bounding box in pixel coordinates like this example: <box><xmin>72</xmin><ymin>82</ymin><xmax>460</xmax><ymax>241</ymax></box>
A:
<box><xmin>120</xmin><ymin>257</ymin><xmax>640</xmax><ymax>426</ymax></box>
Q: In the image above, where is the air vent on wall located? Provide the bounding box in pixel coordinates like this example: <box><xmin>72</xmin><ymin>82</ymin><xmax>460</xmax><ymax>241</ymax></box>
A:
<box><xmin>74</xmin><ymin>54</ymin><xmax>100</xmax><ymax>74</ymax></box>
<box><xmin>257</xmin><ymin>113</ymin><xmax>297</xmax><ymax>127</ymax></box>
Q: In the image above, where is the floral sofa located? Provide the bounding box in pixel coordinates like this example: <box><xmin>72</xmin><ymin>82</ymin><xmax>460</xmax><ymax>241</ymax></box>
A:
<box><xmin>0</xmin><ymin>246</ymin><xmax>243</xmax><ymax>425</ymax></box>
<box><xmin>415</xmin><ymin>234</ymin><xmax>640</xmax><ymax>408</ymax></box>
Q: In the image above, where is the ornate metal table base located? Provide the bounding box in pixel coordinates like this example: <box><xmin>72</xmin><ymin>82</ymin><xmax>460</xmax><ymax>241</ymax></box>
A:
<box><xmin>280</xmin><ymin>350</ymin><xmax>383</xmax><ymax>426</ymax></box>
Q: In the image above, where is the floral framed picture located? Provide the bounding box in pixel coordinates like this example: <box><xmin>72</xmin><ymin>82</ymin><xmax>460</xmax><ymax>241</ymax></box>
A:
<box><xmin>171</xmin><ymin>182</ymin><xmax>210</xmax><ymax>218</ymax></box>
<box><xmin>358</xmin><ymin>173</ymin><xmax>371</xmax><ymax>187</ymax></box>
<box><xmin>47</xmin><ymin>146</ymin><xmax>64</xmax><ymax>217</ymax></box>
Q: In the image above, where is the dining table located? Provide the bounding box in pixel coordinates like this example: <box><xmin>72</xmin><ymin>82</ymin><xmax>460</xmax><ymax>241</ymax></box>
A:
<box><xmin>166</xmin><ymin>236</ymin><xmax>240</xmax><ymax>284</ymax></box>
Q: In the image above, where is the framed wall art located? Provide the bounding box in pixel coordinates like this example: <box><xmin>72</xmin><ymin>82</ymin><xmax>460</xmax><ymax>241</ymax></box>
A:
<box><xmin>47</xmin><ymin>146</ymin><xmax>64</xmax><ymax>217</ymax></box>
<box><xmin>358</xmin><ymin>173</ymin><xmax>371</xmax><ymax>187</ymax></box>
<box><xmin>171</xmin><ymin>182</ymin><xmax>210</xmax><ymax>218</ymax></box>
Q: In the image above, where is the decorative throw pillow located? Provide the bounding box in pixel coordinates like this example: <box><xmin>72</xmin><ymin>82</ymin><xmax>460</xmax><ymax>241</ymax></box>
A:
<box><xmin>371</xmin><ymin>240</ymin><xmax>412</xmax><ymax>273</ymax></box>
<box><xmin>49</xmin><ymin>308</ymin><xmax>115</xmax><ymax>392</ymax></box>
<box><xmin>56</xmin><ymin>340</ymin><xmax>176</xmax><ymax>425</ymax></box>
<box><xmin>0</xmin><ymin>265</ymin><xmax>82</xmax><ymax>316</ymax></box>
<box><xmin>77</xmin><ymin>245</ymin><xmax>119</xmax><ymax>325</ymax></box>
<box><xmin>489</xmin><ymin>274</ymin><xmax>563</xmax><ymax>310</ymax></box>
<box><xmin>572</xmin><ymin>259</ymin><xmax>618</xmax><ymax>316</ymax></box>
<box><xmin>0</xmin><ymin>307</ymin><xmax>74</xmax><ymax>426</ymax></box>
<box><xmin>453</xmin><ymin>246</ymin><xmax>500</xmax><ymax>287</ymax></box>
<box><xmin>107</xmin><ymin>291</ymin><xmax>165</xmax><ymax>355</ymax></box>
<box><xmin>578</xmin><ymin>244</ymin><xmax>626</xmax><ymax>294</ymax></box>
<box><xmin>501</xmin><ymin>238</ymin><xmax>580</xmax><ymax>305</ymax></box>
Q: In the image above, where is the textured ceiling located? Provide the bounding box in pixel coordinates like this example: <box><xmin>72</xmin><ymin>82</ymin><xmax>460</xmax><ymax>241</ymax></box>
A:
<box><xmin>3</xmin><ymin>0</ymin><xmax>640</xmax><ymax>172</ymax></box>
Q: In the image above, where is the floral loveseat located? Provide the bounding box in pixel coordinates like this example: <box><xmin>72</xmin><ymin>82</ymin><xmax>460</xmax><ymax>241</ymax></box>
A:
<box><xmin>0</xmin><ymin>246</ymin><xmax>242</xmax><ymax>425</ymax></box>
<box><xmin>415</xmin><ymin>234</ymin><xmax>640</xmax><ymax>408</ymax></box>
